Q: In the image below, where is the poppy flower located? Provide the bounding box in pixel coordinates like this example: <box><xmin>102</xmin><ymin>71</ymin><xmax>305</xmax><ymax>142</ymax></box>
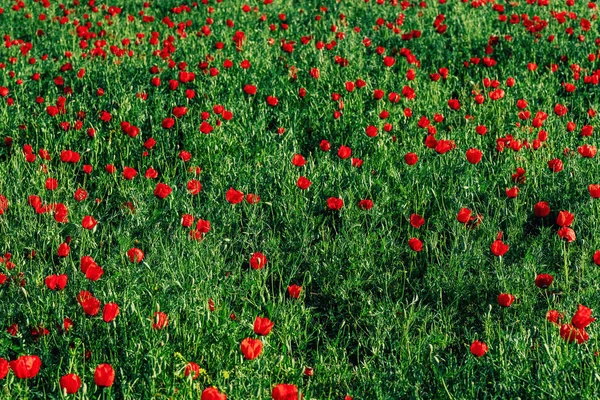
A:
<box><xmin>182</xmin><ymin>214</ymin><xmax>194</xmax><ymax>227</ymax></box>
<box><xmin>365</xmin><ymin>126</ymin><xmax>378</xmax><ymax>137</ymax></box>
<box><xmin>457</xmin><ymin>208</ymin><xmax>472</xmax><ymax>224</ymax></box>
<box><xmin>10</xmin><ymin>355</ymin><xmax>42</xmax><ymax>379</ymax></box>
<box><xmin>291</xmin><ymin>154</ymin><xmax>306</xmax><ymax>167</ymax></box>
<box><xmin>226</xmin><ymin>188</ymin><xmax>244</xmax><ymax>204</ymax></box>
<box><xmin>404</xmin><ymin>153</ymin><xmax>419</xmax><ymax>165</ymax></box>
<box><xmin>594</xmin><ymin>250</ymin><xmax>600</xmax><ymax>266</ymax></box>
<box><xmin>60</xmin><ymin>373</ymin><xmax>82</xmax><ymax>394</ymax></box>
<box><xmin>533</xmin><ymin>201</ymin><xmax>550</xmax><ymax>217</ymax></box>
<box><xmin>240</xmin><ymin>338</ymin><xmax>263</xmax><ymax>360</ymax></box>
<box><xmin>154</xmin><ymin>183</ymin><xmax>172</xmax><ymax>199</ymax></box>
<box><xmin>490</xmin><ymin>232</ymin><xmax>509</xmax><ymax>256</ymax></box>
<box><xmin>254</xmin><ymin>316</ymin><xmax>274</xmax><ymax>335</ymax></box>
<box><xmin>94</xmin><ymin>364</ymin><xmax>115</xmax><ymax>387</ymax></box>
<box><xmin>184</xmin><ymin>362</ymin><xmax>200</xmax><ymax>380</ymax></box>
<box><xmin>288</xmin><ymin>284</ymin><xmax>302</xmax><ymax>299</ymax></box>
<box><xmin>327</xmin><ymin>197</ymin><xmax>344</xmax><ymax>211</ymax></box>
<box><xmin>74</xmin><ymin>188</ymin><xmax>88</xmax><ymax>201</ymax></box>
<box><xmin>243</xmin><ymin>84</ymin><xmax>257</xmax><ymax>95</ymax></box>
<box><xmin>296</xmin><ymin>177</ymin><xmax>312</xmax><ymax>190</ymax></box>
<box><xmin>556</xmin><ymin>211</ymin><xmax>574</xmax><ymax>227</ymax></box>
<box><xmin>465</xmin><ymin>148</ymin><xmax>482</xmax><ymax>164</ymax></box>
<box><xmin>448</xmin><ymin>99</ymin><xmax>461</xmax><ymax>110</ymax></box>
<box><xmin>246</xmin><ymin>194</ymin><xmax>260</xmax><ymax>204</ymax></box>
<box><xmin>78</xmin><ymin>291</ymin><xmax>101</xmax><ymax>316</ymax></box>
<box><xmin>548</xmin><ymin>158</ymin><xmax>563</xmax><ymax>172</ymax></box>
<box><xmin>571</xmin><ymin>305</ymin><xmax>595</xmax><ymax>329</ymax></box>
<box><xmin>152</xmin><ymin>311</ymin><xmax>169</xmax><ymax>330</ymax></box>
<box><xmin>337</xmin><ymin>145</ymin><xmax>351</xmax><ymax>159</ymax></box>
<box><xmin>470</xmin><ymin>340</ymin><xmax>488</xmax><ymax>357</ymax></box>
<box><xmin>358</xmin><ymin>199</ymin><xmax>373</xmax><ymax>210</ymax></box>
<box><xmin>266</xmin><ymin>96</ymin><xmax>279</xmax><ymax>106</ymax></box>
<box><xmin>82</xmin><ymin>216</ymin><xmax>98</xmax><ymax>230</ymax></box>
<box><xmin>319</xmin><ymin>140</ymin><xmax>331</xmax><ymax>151</ymax></box>
<box><xmin>546</xmin><ymin>310</ymin><xmax>563</xmax><ymax>325</ymax></box>
<box><xmin>250</xmin><ymin>252</ymin><xmax>267</xmax><ymax>270</ymax></box>
<box><xmin>497</xmin><ymin>293</ymin><xmax>515</xmax><ymax>307</ymax></box>
<box><xmin>0</xmin><ymin>194</ymin><xmax>7</xmax><ymax>215</ymax></box>
<box><xmin>505</xmin><ymin>187</ymin><xmax>519</xmax><ymax>198</ymax></box>
<box><xmin>589</xmin><ymin>184</ymin><xmax>600</xmax><ymax>199</ymax></box>
<box><xmin>272</xmin><ymin>384</ymin><xmax>299</xmax><ymax>400</ymax></box>
<box><xmin>102</xmin><ymin>303</ymin><xmax>119</xmax><ymax>323</ymax></box>
<box><xmin>408</xmin><ymin>238</ymin><xmax>423</xmax><ymax>252</ymax></box>
<box><xmin>535</xmin><ymin>273</ymin><xmax>554</xmax><ymax>289</ymax></box>
<box><xmin>410</xmin><ymin>214</ymin><xmax>425</xmax><ymax>228</ymax></box>
<box><xmin>123</xmin><ymin>167</ymin><xmax>137</xmax><ymax>180</ymax></box>
<box><xmin>557</xmin><ymin>227</ymin><xmax>576</xmax><ymax>242</ymax></box>
<box><xmin>127</xmin><ymin>248</ymin><xmax>144</xmax><ymax>263</ymax></box>
<box><xmin>57</xmin><ymin>242</ymin><xmax>70</xmax><ymax>257</ymax></box>
<box><xmin>45</xmin><ymin>274</ymin><xmax>68</xmax><ymax>290</ymax></box>
<box><xmin>145</xmin><ymin>168</ymin><xmax>159</xmax><ymax>179</ymax></box>
<box><xmin>45</xmin><ymin>178</ymin><xmax>58</xmax><ymax>190</ymax></box>
<box><xmin>560</xmin><ymin>323</ymin><xmax>589</xmax><ymax>344</ymax></box>
<box><xmin>201</xmin><ymin>387</ymin><xmax>227</xmax><ymax>400</ymax></box>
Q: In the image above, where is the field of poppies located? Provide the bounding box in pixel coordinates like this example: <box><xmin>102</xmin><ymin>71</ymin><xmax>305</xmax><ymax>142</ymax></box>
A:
<box><xmin>0</xmin><ymin>0</ymin><xmax>599</xmax><ymax>398</ymax></box>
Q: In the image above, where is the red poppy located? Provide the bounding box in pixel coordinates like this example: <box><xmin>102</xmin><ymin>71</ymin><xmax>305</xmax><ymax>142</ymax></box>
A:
<box><xmin>123</xmin><ymin>166</ymin><xmax>137</xmax><ymax>180</ymax></box>
<box><xmin>337</xmin><ymin>145</ymin><xmax>352</xmax><ymax>159</ymax></box>
<box><xmin>546</xmin><ymin>310</ymin><xmax>563</xmax><ymax>325</ymax></box>
<box><xmin>490</xmin><ymin>232</ymin><xmax>509</xmax><ymax>256</ymax></box>
<box><xmin>533</xmin><ymin>201</ymin><xmax>550</xmax><ymax>217</ymax></box>
<box><xmin>291</xmin><ymin>154</ymin><xmax>306</xmax><ymax>167</ymax></box>
<box><xmin>127</xmin><ymin>248</ymin><xmax>144</xmax><ymax>263</ymax></box>
<box><xmin>288</xmin><ymin>284</ymin><xmax>302</xmax><ymax>299</ymax></box>
<box><xmin>182</xmin><ymin>214</ymin><xmax>194</xmax><ymax>227</ymax></box>
<box><xmin>327</xmin><ymin>197</ymin><xmax>344</xmax><ymax>210</ymax></box>
<box><xmin>410</xmin><ymin>214</ymin><xmax>425</xmax><ymax>228</ymax></box>
<box><xmin>535</xmin><ymin>273</ymin><xmax>554</xmax><ymax>289</ymax></box>
<box><xmin>557</xmin><ymin>227</ymin><xmax>576</xmax><ymax>242</ymax></box>
<box><xmin>469</xmin><ymin>340</ymin><xmax>488</xmax><ymax>357</ymax></box>
<box><xmin>556</xmin><ymin>211</ymin><xmax>574</xmax><ymax>227</ymax></box>
<box><xmin>408</xmin><ymin>238</ymin><xmax>423</xmax><ymax>252</ymax></box>
<box><xmin>357</xmin><ymin>199</ymin><xmax>373</xmax><ymax>210</ymax></box>
<box><xmin>456</xmin><ymin>208</ymin><xmax>472</xmax><ymax>224</ymax></box>
<box><xmin>571</xmin><ymin>305</ymin><xmax>595</xmax><ymax>329</ymax></box>
<box><xmin>60</xmin><ymin>373</ymin><xmax>82</xmax><ymax>394</ymax></box>
<box><xmin>548</xmin><ymin>158</ymin><xmax>563</xmax><ymax>172</ymax></box>
<box><xmin>0</xmin><ymin>359</ymin><xmax>8</xmax><ymax>379</ymax></box>
<box><xmin>78</xmin><ymin>291</ymin><xmax>101</xmax><ymax>316</ymax></box>
<box><xmin>272</xmin><ymin>384</ymin><xmax>299</xmax><ymax>400</ymax></box>
<box><xmin>81</xmin><ymin>216</ymin><xmax>98</xmax><ymax>230</ymax></box>
<box><xmin>9</xmin><ymin>355</ymin><xmax>42</xmax><ymax>379</ymax></box>
<box><xmin>57</xmin><ymin>242</ymin><xmax>70</xmax><ymax>257</ymax></box>
<box><xmin>0</xmin><ymin>194</ymin><xmax>7</xmax><ymax>215</ymax></box>
<box><xmin>246</xmin><ymin>194</ymin><xmax>260</xmax><ymax>204</ymax></box>
<box><xmin>296</xmin><ymin>177</ymin><xmax>312</xmax><ymax>190</ymax></box>
<box><xmin>505</xmin><ymin>187</ymin><xmax>519</xmax><ymax>198</ymax></box>
<box><xmin>145</xmin><ymin>168</ymin><xmax>159</xmax><ymax>179</ymax></box>
<box><xmin>365</xmin><ymin>125</ymin><xmax>378</xmax><ymax>137</ymax></box>
<box><xmin>560</xmin><ymin>323</ymin><xmax>588</xmax><ymax>344</ymax></box>
<box><xmin>497</xmin><ymin>293</ymin><xmax>515</xmax><ymax>307</ymax></box>
<box><xmin>45</xmin><ymin>274</ymin><xmax>68</xmax><ymax>290</ymax></box>
<box><xmin>465</xmin><ymin>148</ymin><xmax>482</xmax><ymax>164</ymax></box>
<box><xmin>448</xmin><ymin>98</ymin><xmax>461</xmax><ymax>110</ymax></box>
<box><xmin>240</xmin><ymin>338</ymin><xmax>263</xmax><ymax>360</ymax></box>
<box><xmin>319</xmin><ymin>140</ymin><xmax>331</xmax><ymax>152</ymax></box>
<box><xmin>250</xmin><ymin>252</ymin><xmax>267</xmax><ymax>270</ymax></box>
<box><xmin>201</xmin><ymin>387</ymin><xmax>227</xmax><ymax>400</ymax></box>
<box><xmin>103</xmin><ymin>303</ymin><xmax>119</xmax><ymax>323</ymax></box>
<box><xmin>184</xmin><ymin>362</ymin><xmax>200</xmax><ymax>380</ymax></box>
<box><xmin>594</xmin><ymin>250</ymin><xmax>600</xmax><ymax>266</ymax></box>
<box><xmin>589</xmin><ymin>184</ymin><xmax>600</xmax><ymax>199</ymax></box>
<box><xmin>154</xmin><ymin>183</ymin><xmax>172</xmax><ymax>199</ymax></box>
<box><xmin>243</xmin><ymin>84</ymin><xmax>257</xmax><ymax>95</ymax></box>
<box><xmin>152</xmin><ymin>311</ymin><xmax>169</xmax><ymax>330</ymax></box>
<box><xmin>45</xmin><ymin>178</ymin><xmax>58</xmax><ymax>190</ymax></box>
<box><xmin>226</xmin><ymin>188</ymin><xmax>244</xmax><ymax>204</ymax></box>
<box><xmin>94</xmin><ymin>364</ymin><xmax>115</xmax><ymax>387</ymax></box>
<box><xmin>254</xmin><ymin>316</ymin><xmax>274</xmax><ymax>335</ymax></box>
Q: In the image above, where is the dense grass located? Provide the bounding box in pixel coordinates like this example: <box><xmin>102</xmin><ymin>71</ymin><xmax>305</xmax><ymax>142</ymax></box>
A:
<box><xmin>0</xmin><ymin>0</ymin><xmax>600</xmax><ymax>398</ymax></box>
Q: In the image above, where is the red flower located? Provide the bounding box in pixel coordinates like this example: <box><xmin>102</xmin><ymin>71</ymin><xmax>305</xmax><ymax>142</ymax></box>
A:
<box><xmin>266</xmin><ymin>96</ymin><xmax>279</xmax><ymax>106</ymax></box>
<box><xmin>291</xmin><ymin>154</ymin><xmax>306</xmax><ymax>167</ymax></box>
<box><xmin>557</xmin><ymin>227</ymin><xmax>576</xmax><ymax>242</ymax></box>
<box><xmin>272</xmin><ymin>384</ymin><xmax>299</xmax><ymax>400</ymax></box>
<box><xmin>535</xmin><ymin>273</ymin><xmax>554</xmax><ymax>289</ymax></box>
<box><xmin>240</xmin><ymin>338</ymin><xmax>263</xmax><ymax>360</ymax></box>
<box><xmin>201</xmin><ymin>387</ymin><xmax>227</xmax><ymax>400</ymax></box>
<box><xmin>154</xmin><ymin>183</ymin><xmax>172</xmax><ymax>199</ymax></box>
<box><xmin>0</xmin><ymin>194</ymin><xmax>7</xmax><ymax>215</ymax></box>
<box><xmin>533</xmin><ymin>201</ymin><xmax>550</xmax><ymax>217</ymax></box>
<box><xmin>327</xmin><ymin>197</ymin><xmax>344</xmax><ymax>210</ymax></box>
<box><xmin>254</xmin><ymin>316</ymin><xmax>274</xmax><ymax>335</ymax></box>
<box><xmin>82</xmin><ymin>215</ymin><xmax>98</xmax><ymax>230</ymax></box>
<box><xmin>497</xmin><ymin>293</ymin><xmax>515</xmax><ymax>307</ymax></box>
<box><xmin>403</xmin><ymin>153</ymin><xmax>418</xmax><ymax>166</ymax></box>
<box><xmin>94</xmin><ymin>364</ymin><xmax>115</xmax><ymax>387</ymax></box>
<box><xmin>243</xmin><ymin>84</ymin><xmax>257</xmax><ymax>95</ymax></box>
<box><xmin>45</xmin><ymin>178</ymin><xmax>58</xmax><ymax>190</ymax></box>
<box><xmin>469</xmin><ymin>340</ymin><xmax>488</xmax><ymax>357</ymax></box>
<box><xmin>127</xmin><ymin>248</ymin><xmax>144</xmax><ymax>263</ymax></box>
<box><xmin>296</xmin><ymin>177</ymin><xmax>312</xmax><ymax>190</ymax></box>
<box><xmin>571</xmin><ymin>305</ymin><xmax>595</xmax><ymax>329</ymax></box>
<box><xmin>246</xmin><ymin>194</ymin><xmax>260</xmax><ymax>204</ymax></box>
<box><xmin>465</xmin><ymin>148</ymin><xmax>482</xmax><ymax>164</ymax></box>
<box><xmin>184</xmin><ymin>362</ymin><xmax>200</xmax><ymax>380</ymax></box>
<box><xmin>556</xmin><ymin>210</ymin><xmax>574</xmax><ymax>227</ymax></box>
<box><xmin>490</xmin><ymin>232</ymin><xmax>509</xmax><ymax>256</ymax></box>
<box><xmin>365</xmin><ymin>125</ymin><xmax>378</xmax><ymax>137</ymax></box>
<box><xmin>410</xmin><ymin>214</ymin><xmax>425</xmax><ymax>228</ymax></box>
<box><xmin>250</xmin><ymin>252</ymin><xmax>267</xmax><ymax>270</ymax></box>
<box><xmin>288</xmin><ymin>284</ymin><xmax>302</xmax><ymax>299</ymax></box>
<box><xmin>103</xmin><ymin>303</ymin><xmax>119</xmax><ymax>323</ymax></box>
<box><xmin>319</xmin><ymin>140</ymin><xmax>331</xmax><ymax>152</ymax></box>
<box><xmin>337</xmin><ymin>145</ymin><xmax>351</xmax><ymax>159</ymax></box>
<box><xmin>448</xmin><ymin>98</ymin><xmax>461</xmax><ymax>110</ymax></box>
<box><xmin>226</xmin><ymin>188</ymin><xmax>244</xmax><ymax>204</ymax></box>
<box><xmin>594</xmin><ymin>250</ymin><xmax>600</xmax><ymax>266</ymax></box>
<box><xmin>408</xmin><ymin>238</ymin><xmax>423</xmax><ymax>252</ymax></box>
<box><xmin>182</xmin><ymin>214</ymin><xmax>194</xmax><ymax>227</ymax></box>
<box><xmin>152</xmin><ymin>311</ymin><xmax>169</xmax><ymax>330</ymax></box>
<box><xmin>548</xmin><ymin>158</ymin><xmax>563</xmax><ymax>172</ymax></box>
<box><xmin>123</xmin><ymin>166</ymin><xmax>137</xmax><ymax>180</ymax></box>
<box><xmin>187</xmin><ymin>179</ymin><xmax>202</xmax><ymax>195</ymax></box>
<box><xmin>45</xmin><ymin>274</ymin><xmax>68</xmax><ymax>290</ymax></box>
<box><xmin>457</xmin><ymin>208</ymin><xmax>472</xmax><ymax>224</ymax></box>
<box><xmin>74</xmin><ymin>188</ymin><xmax>88</xmax><ymax>201</ymax></box>
<box><xmin>560</xmin><ymin>323</ymin><xmax>589</xmax><ymax>344</ymax></box>
<box><xmin>57</xmin><ymin>242</ymin><xmax>70</xmax><ymax>257</ymax></box>
<box><xmin>546</xmin><ymin>310</ymin><xmax>563</xmax><ymax>325</ymax></box>
<box><xmin>77</xmin><ymin>290</ymin><xmax>101</xmax><ymax>316</ymax></box>
<box><xmin>358</xmin><ymin>199</ymin><xmax>373</xmax><ymax>210</ymax></box>
<box><xmin>9</xmin><ymin>355</ymin><xmax>42</xmax><ymax>379</ymax></box>
<box><xmin>589</xmin><ymin>184</ymin><xmax>600</xmax><ymax>199</ymax></box>
<box><xmin>60</xmin><ymin>373</ymin><xmax>82</xmax><ymax>394</ymax></box>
